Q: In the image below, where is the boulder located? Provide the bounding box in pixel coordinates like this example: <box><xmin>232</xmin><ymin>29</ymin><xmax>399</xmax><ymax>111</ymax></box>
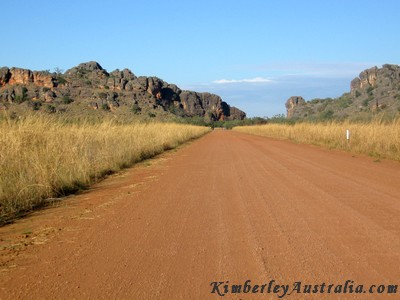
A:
<box><xmin>33</xmin><ymin>71</ymin><xmax>57</xmax><ymax>88</ymax></box>
<box><xmin>66</xmin><ymin>61</ymin><xmax>109</xmax><ymax>78</ymax></box>
<box><xmin>74</xmin><ymin>61</ymin><xmax>104</xmax><ymax>72</ymax></box>
<box><xmin>350</xmin><ymin>77</ymin><xmax>361</xmax><ymax>94</ymax></box>
<box><xmin>122</xmin><ymin>68</ymin><xmax>136</xmax><ymax>80</ymax></box>
<box><xmin>285</xmin><ymin>96</ymin><xmax>305</xmax><ymax>118</ymax></box>
<box><xmin>147</xmin><ymin>77</ymin><xmax>163</xmax><ymax>97</ymax></box>
<box><xmin>125</xmin><ymin>81</ymin><xmax>146</xmax><ymax>93</ymax></box>
<box><xmin>358</xmin><ymin>67</ymin><xmax>378</xmax><ymax>89</ymax></box>
<box><xmin>227</xmin><ymin>106</ymin><xmax>246</xmax><ymax>120</ymax></box>
<box><xmin>200</xmin><ymin>93</ymin><xmax>222</xmax><ymax>111</ymax></box>
<box><xmin>0</xmin><ymin>67</ymin><xmax>11</xmax><ymax>86</ymax></box>
<box><xmin>179</xmin><ymin>91</ymin><xmax>204</xmax><ymax>116</ymax></box>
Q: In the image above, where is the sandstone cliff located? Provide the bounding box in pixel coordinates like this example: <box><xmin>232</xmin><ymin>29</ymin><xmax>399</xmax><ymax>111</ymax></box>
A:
<box><xmin>0</xmin><ymin>62</ymin><xmax>246</xmax><ymax>121</ymax></box>
<box><xmin>285</xmin><ymin>64</ymin><xmax>400</xmax><ymax>120</ymax></box>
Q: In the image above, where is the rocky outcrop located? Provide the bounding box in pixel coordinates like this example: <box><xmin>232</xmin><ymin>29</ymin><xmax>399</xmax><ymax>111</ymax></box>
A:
<box><xmin>285</xmin><ymin>64</ymin><xmax>400</xmax><ymax>120</ymax></box>
<box><xmin>351</xmin><ymin>64</ymin><xmax>400</xmax><ymax>95</ymax></box>
<box><xmin>8</xmin><ymin>68</ymin><xmax>34</xmax><ymax>85</ymax></box>
<box><xmin>0</xmin><ymin>61</ymin><xmax>246</xmax><ymax>120</ymax></box>
<box><xmin>180</xmin><ymin>91</ymin><xmax>205</xmax><ymax>116</ymax></box>
<box><xmin>285</xmin><ymin>96</ymin><xmax>305</xmax><ymax>118</ymax></box>
<box><xmin>0</xmin><ymin>68</ymin><xmax>11</xmax><ymax>86</ymax></box>
<box><xmin>66</xmin><ymin>61</ymin><xmax>106</xmax><ymax>74</ymax></box>
<box><xmin>224</xmin><ymin>104</ymin><xmax>247</xmax><ymax>121</ymax></box>
<box><xmin>177</xmin><ymin>92</ymin><xmax>245</xmax><ymax>121</ymax></box>
<box><xmin>350</xmin><ymin>67</ymin><xmax>378</xmax><ymax>94</ymax></box>
<box><xmin>33</xmin><ymin>71</ymin><xmax>57</xmax><ymax>88</ymax></box>
<box><xmin>0</xmin><ymin>67</ymin><xmax>56</xmax><ymax>88</ymax></box>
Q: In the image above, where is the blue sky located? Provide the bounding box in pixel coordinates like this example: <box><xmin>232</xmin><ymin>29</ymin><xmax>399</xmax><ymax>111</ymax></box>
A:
<box><xmin>2</xmin><ymin>0</ymin><xmax>400</xmax><ymax>117</ymax></box>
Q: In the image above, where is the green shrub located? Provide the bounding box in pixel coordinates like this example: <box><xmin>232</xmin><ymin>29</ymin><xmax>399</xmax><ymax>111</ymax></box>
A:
<box><xmin>57</xmin><ymin>75</ymin><xmax>67</xmax><ymax>85</ymax></box>
<box><xmin>131</xmin><ymin>103</ymin><xmax>141</xmax><ymax>114</ymax></box>
<box><xmin>168</xmin><ymin>104</ymin><xmax>186</xmax><ymax>117</ymax></box>
<box><xmin>14</xmin><ymin>95</ymin><xmax>23</xmax><ymax>103</ymax></box>
<box><xmin>62</xmin><ymin>96</ymin><xmax>73</xmax><ymax>104</ymax></box>
<box><xmin>98</xmin><ymin>92</ymin><xmax>107</xmax><ymax>100</ymax></box>
<box><xmin>337</xmin><ymin>96</ymin><xmax>353</xmax><ymax>108</ymax></box>
<box><xmin>21</xmin><ymin>87</ymin><xmax>28</xmax><ymax>101</ymax></box>
<box><xmin>14</xmin><ymin>87</ymin><xmax>29</xmax><ymax>103</ymax></box>
<box><xmin>45</xmin><ymin>104</ymin><xmax>56</xmax><ymax>113</ymax></box>
<box><xmin>28</xmin><ymin>100</ymin><xmax>42</xmax><ymax>111</ymax></box>
<box><xmin>320</xmin><ymin>110</ymin><xmax>334</xmax><ymax>120</ymax></box>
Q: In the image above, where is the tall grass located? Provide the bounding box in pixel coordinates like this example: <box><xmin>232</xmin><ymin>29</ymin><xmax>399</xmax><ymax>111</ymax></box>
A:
<box><xmin>0</xmin><ymin>116</ymin><xmax>210</xmax><ymax>223</ymax></box>
<box><xmin>233</xmin><ymin>119</ymin><xmax>400</xmax><ymax>161</ymax></box>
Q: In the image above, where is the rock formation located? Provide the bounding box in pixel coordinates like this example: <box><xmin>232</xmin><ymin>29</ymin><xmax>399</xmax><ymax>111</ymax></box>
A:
<box><xmin>0</xmin><ymin>61</ymin><xmax>246</xmax><ymax>121</ymax></box>
<box><xmin>0</xmin><ymin>67</ymin><xmax>56</xmax><ymax>88</ymax></box>
<box><xmin>285</xmin><ymin>64</ymin><xmax>400</xmax><ymax>120</ymax></box>
<box><xmin>350</xmin><ymin>64</ymin><xmax>400</xmax><ymax>95</ymax></box>
<box><xmin>285</xmin><ymin>96</ymin><xmax>305</xmax><ymax>119</ymax></box>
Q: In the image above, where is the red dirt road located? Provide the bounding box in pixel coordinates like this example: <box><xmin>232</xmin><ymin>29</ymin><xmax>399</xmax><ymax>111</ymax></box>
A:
<box><xmin>1</xmin><ymin>130</ymin><xmax>400</xmax><ymax>299</ymax></box>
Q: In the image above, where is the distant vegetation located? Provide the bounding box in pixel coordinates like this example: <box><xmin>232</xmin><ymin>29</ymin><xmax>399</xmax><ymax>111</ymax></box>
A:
<box><xmin>0</xmin><ymin>115</ymin><xmax>210</xmax><ymax>224</ymax></box>
<box><xmin>174</xmin><ymin>115</ymin><xmax>270</xmax><ymax>129</ymax></box>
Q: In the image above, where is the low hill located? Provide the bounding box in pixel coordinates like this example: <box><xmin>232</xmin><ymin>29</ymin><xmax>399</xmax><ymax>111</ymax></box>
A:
<box><xmin>285</xmin><ymin>64</ymin><xmax>400</xmax><ymax>121</ymax></box>
<box><xmin>0</xmin><ymin>61</ymin><xmax>246</xmax><ymax>121</ymax></box>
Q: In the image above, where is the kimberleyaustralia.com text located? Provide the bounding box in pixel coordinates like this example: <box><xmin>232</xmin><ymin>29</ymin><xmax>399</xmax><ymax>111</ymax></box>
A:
<box><xmin>210</xmin><ymin>279</ymin><xmax>398</xmax><ymax>298</ymax></box>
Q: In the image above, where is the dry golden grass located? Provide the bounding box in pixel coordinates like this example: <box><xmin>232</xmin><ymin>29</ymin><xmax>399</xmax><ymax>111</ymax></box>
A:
<box><xmin>0</xmin><ymin>116</ymin><xmax>210</xmax><ymax>223</ymax></box>
<box><xmin>234</xmin><ymin>120</ymin><xmax>400</xmax><ymax>161</ymax></box>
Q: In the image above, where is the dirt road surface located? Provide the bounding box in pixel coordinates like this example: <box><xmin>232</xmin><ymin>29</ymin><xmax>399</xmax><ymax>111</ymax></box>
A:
<box><xmin>1</xmin><ymin>130</ymin><xmax>400</xmax><ymax>299</ymax></box>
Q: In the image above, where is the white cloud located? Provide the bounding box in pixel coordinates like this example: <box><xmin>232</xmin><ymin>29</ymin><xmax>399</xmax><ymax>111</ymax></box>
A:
<box><xmin>213</xmin><ymin>77</ymin><xmax>272</xmax><ymax>84</ymax></box>
<box><xmin>242</xmin><ymin>61</ymin><xmax>378</xmax><ymax>78</ymax></box>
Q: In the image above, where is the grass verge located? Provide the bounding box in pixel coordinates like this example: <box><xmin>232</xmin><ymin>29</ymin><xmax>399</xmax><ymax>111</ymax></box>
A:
<box><xmin>0</xmin><ymin>116</ymin><xmax>210</xmax><ymax>224</ymax></box>
<box><xmin>233</xmin><ymin>120</ymin><xmax>400</xmax><ymax>161</ymax></box>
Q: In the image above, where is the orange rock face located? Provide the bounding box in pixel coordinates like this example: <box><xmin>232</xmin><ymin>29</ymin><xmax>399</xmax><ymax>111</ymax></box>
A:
<box><xmin>33</xmin><ymin>72</ymin><xmax>55</xmax><ymax>88</ymax></box>
<box><xmin>8</xmin><ymin>68</ymin><xmax>34</xmax><ymax>85</ymax></box>
<box><xmin>3</xmin><ymin>68</ymin><xmax>56</xmax><ymax>88</ymax></box>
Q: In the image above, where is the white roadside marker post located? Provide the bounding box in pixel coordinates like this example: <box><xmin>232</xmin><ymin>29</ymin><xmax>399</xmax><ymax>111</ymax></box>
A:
<box><xmin>346</xmin><ymin>129</ymin><xmax>351</xmax><ymax>147</ymax></box>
